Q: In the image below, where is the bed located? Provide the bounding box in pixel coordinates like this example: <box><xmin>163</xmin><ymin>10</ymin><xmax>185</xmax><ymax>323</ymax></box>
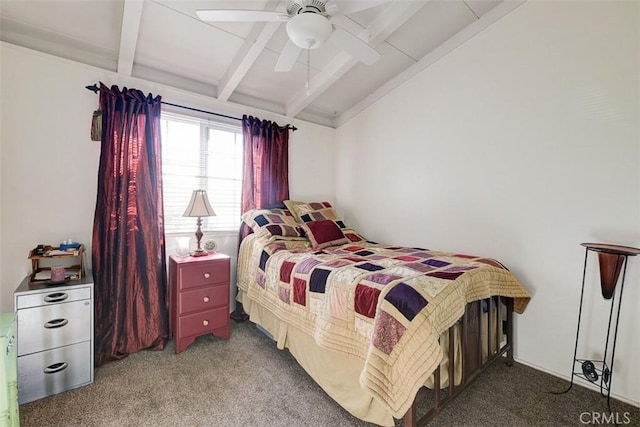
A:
<box><xmin>236</xmin><ymin>202</ymin><xmax>531</xmax><ymax>426</ymax></box>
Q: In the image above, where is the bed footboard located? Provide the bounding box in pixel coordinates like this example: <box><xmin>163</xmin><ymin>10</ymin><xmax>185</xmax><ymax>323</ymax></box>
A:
<box><xmin>403</xmin><ymin>297</ymin><xmax>514</xmax><ymax>427</ymax></box>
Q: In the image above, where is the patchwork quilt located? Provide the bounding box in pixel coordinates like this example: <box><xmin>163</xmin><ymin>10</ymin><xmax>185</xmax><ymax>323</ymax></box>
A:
<box><xmin>238</xmin><ymin>236</ymin><xmax>531</xmax><ymax>418</ymax></box>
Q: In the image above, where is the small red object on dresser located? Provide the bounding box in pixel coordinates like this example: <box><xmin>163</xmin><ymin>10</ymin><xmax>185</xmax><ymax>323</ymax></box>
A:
<box><xmin>169</xmin><ymin>253</ymin><xmax>231</xmax><ymax>353</ymax></box>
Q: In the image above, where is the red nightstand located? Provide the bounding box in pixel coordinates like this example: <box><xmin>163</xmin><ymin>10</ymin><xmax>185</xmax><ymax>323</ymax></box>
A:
<box><xmin>169</xmin><ymin>253</ymin><xmax>230</xmax><ymax>354</ymax></box>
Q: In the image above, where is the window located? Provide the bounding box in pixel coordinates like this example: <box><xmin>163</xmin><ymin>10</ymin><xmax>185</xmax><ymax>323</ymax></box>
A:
<box><xmin>161</xmin><ymin>112</ymin><xmax>243</xmax><ymax>234</ymax></box>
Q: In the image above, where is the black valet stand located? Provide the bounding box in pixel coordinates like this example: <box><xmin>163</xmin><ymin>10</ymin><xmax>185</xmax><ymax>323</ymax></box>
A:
<box><xmin>556</xmin><ymin>243</ymin><xmax>640</xmax><ymax>410</ymax></box>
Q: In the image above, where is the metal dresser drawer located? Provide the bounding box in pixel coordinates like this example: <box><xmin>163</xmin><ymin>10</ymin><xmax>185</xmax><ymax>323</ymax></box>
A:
<box><xmin>15</xmin><ymin>287</ymin><xmax>91</xmax><ymax>310</ymax></box>
<box><xmin>17</xmin><ymin>341</ymin><xmax>91</xmax><ymax>404</ymax></box>
<box><xmin>16</xmin><ymin>299</ymin><xmax>92</xmax><ymax>356</ymax></box>
<box><xmin>14</xmin><ymin>277</ymin><xmax>94</xmax><ymax>404</ymax></box>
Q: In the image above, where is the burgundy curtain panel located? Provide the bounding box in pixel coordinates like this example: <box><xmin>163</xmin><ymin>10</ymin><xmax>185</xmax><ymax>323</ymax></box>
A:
<box><xmin>92</xmin><ymin>83</ymin><xmax>168</xmax><ymax>366</ymax></box>
<box><xmin>241</xmin><ymin>115</ymin><xmax>290</xmax><ymax>213</ymax></box>
<box><xmin>233</xmin><ymin>115</ymin><xmax>290</xmax><ymax>322</ymax></box>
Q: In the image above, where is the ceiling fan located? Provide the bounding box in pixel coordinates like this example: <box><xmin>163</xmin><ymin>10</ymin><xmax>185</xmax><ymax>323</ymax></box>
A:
<box><xmin>196</xmin><ymin>0</ymin><xmax>391</xmax><ymax>72</ymax></box>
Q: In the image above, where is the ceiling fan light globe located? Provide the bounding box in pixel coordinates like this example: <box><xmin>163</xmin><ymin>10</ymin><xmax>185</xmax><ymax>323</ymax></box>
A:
<box><xmin>286</xmin><ymin>13</ymin><xmax>332</xmax><ymax>49</ymax></box>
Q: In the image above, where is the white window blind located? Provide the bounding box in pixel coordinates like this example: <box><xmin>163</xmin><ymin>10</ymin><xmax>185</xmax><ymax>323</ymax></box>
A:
<box><xmin>161</xmin><ymin>112</ymin><xmax>243</xmax><ymax>233</ymax></box>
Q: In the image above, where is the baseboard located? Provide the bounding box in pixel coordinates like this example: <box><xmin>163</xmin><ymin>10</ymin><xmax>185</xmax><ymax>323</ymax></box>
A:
<box><xmin>255</xmin><ymin>323</ymin><xmax>274</xmax><ymax>341</ymax></box>
<box><xmin>514</xmin><ymin>356</ymin><xmax>639</xmax><ymax>408</ymax></box>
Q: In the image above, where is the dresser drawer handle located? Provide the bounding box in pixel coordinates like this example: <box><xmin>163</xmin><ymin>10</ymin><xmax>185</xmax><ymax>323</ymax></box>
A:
<box><xmin>202</xmin><ymin>320</ymin><xmax>209</xmax><ymax>326</ymax></box>
<box><xmin>44</xmin><ymin>292</ymin><xmax>68</xmax><ymax>303</ymax></box>
<box><xmin>6</xmin><ymin>335</ymin><xmax>14</xmax><ymax>356</ymax></box>
<box><xmin>44</xmin><ymin>362</ymin><xmax>68</xmax><ymax>374</ymax></box>
<box><xmin>203</xmin><ymin>272</ymin><xmax>211</xmax><ymax>279</ymax></box>
<box><xmin>44</xmin><ymin>318</ymin><xmax>69</xmax><ymax>329</ymax></box>
<box><xmin>203</xmin><ymin>296</ymin><xmax>210</xmax><ymax>303</ymax></box>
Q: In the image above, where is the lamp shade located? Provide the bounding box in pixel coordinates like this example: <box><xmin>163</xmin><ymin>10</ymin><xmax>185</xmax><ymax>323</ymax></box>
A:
<box><xmin>286</xmin><ymin>13</ymin><xmax>332</xmax><ymax>49</ymax></box>
<box><xmin>183</xmin><ymin>190</ymin><xmax>216</xmax><ymax>217</ymax></box>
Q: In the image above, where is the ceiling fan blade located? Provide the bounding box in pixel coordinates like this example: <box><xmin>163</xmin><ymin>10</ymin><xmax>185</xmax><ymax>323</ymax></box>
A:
<box><xmin>196</xmin><ymin>10</ymin><xmax>289</xmax><ymax>22</ymax></box>
<box><xmin>328</xmin><ymin>27</ymin><xmax>381</xmax><ymax>65</ymax></box>
<box><xmin>275</xmin><ymin>41</ymin><xmax>302</xmax><ymax>72</ymax></box>
<box><xmin>325</xmin><ymin>0</ymin><xmax>393</xmax><ymax>16</ymax></box>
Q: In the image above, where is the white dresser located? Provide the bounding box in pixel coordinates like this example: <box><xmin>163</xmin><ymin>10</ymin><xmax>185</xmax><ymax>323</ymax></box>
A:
<box><xmin>14</xmin><ymin>276</ymin><xmax>94</xmax><ymax>404</ymax></box>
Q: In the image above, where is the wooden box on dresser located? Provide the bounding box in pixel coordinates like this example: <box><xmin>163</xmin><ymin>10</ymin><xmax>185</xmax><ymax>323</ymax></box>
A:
<box><xmin>13</xmin><ymin>276</ymin><xmax>94</xmax><ymax>404</ymax></box>
<box><xmin>169</xmin><ymin>253</ymin><xmax>230</xmax><ymax>354</ymax></box>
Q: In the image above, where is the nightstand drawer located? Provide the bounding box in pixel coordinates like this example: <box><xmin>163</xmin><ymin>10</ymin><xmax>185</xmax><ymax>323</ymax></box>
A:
<box><xmin>17</xmin><ymin>341</ymin><xmax>91</xmax><ymax>404</ymax></box>
<box><xmin>16</xmin><ymin>300</ymin><xmax>92</xmax><ymax>356</ymax></box>
<box><xmin>179</xmin><ymin>285</ymin><xmax>228</xmax><ymax>315</ymax></box>
<box><xmin>178</xmin><ymin>307</ymin><xmax>228</xmax><ymax>338</ymax></box>
<box><xmin>179</xmin><ymin>262</ymin><xmax>230</xmax><ymax>290</ymax></box>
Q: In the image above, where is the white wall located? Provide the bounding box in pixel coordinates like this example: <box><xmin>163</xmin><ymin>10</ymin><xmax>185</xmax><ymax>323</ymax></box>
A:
<box><xmin>0</xmin><ymin>42</ymin><xmax>336</xmax><ymax>313</ymax></box>
<box><xmin>336</xmin><ymin>1</ymin><xmax>639</xmax><ymax>405</ymax></box>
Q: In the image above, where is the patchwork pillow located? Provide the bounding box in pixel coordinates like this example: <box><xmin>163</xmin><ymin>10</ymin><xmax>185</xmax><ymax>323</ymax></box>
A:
<box><xmin>284</xmin><ymin>200</ymin><xmax>345</xmax><ymax>227</ymax></box>
<box><xmin>341</xmin><ymin>227</ymin><xmax>366</xmax><ymax>243</ymax></box>
<box><xmin>284</xmin><ymin>200</ymin><xmax>368</xmax><ymax>242</ymax></box>
<box><xmin>301</xmin><ymin>220</ymin><xmax>350</xmax><ymax>250</ymax></box>
<box><xmin>241</xmin><ymin>209</ymin><xmax>304</xmax><ymax>242</ymax></box>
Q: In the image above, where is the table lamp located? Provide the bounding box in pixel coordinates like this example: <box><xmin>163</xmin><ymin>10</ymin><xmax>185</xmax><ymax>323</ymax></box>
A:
<box><xmin>183</xmin><ymin>189</ymin><xmax>216</xmax><ymax>257</ymax></box>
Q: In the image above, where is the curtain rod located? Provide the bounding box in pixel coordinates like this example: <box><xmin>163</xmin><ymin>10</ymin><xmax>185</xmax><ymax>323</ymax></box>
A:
<box><xmin>85</xmin><ymin>84</ymin><xmax>297</xmax><ymax>132</ymax></box>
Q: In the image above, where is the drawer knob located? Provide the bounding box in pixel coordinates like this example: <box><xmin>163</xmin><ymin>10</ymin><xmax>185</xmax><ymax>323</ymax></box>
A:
<box><xmin>203</xmin><ymin>272</ymin><xmax>211</xmax><ymax>279</ymax></box>
<box><xmin>203</xmin><ymin>296</ymin><xmax>210</xmax><ymax>303</ymax></box>
<box><xmin>202</xmin><ymin>320</ymin><xmax>209</xmax><ymax>326</ymax></box>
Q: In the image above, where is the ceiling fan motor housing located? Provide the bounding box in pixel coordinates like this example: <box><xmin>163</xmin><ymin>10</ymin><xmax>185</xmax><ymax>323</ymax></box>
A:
<box><xmin>285</xmin><ymin>3</ymin><xmax>332</xmax><ymax>49</ymax></box>
<box><xmin>287</xmin><ymin>0</ymin><xmax>328</xmax><ymax>15</ymax></box>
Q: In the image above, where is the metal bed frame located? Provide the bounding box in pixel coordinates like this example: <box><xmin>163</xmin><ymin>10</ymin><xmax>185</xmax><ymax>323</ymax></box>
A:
<box><xmin>403</xmin><ymin>296</ymin><xmax>514</xmax><ymax>426</ymax></box>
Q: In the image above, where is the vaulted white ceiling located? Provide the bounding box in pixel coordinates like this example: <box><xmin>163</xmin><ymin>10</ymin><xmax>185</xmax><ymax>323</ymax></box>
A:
<box><xmin>0</xmin><ymin>0</ymin><xmax>524</xmax><ymax>127</ymax></box>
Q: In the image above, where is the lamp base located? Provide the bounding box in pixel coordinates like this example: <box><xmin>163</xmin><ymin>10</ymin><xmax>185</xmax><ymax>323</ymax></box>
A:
<box><xmin>191</xmin><ymin>249</ymin><xmax>208</xmax><ymax>257</ymax></box>
<box><xmin>192</xmin><ymin>217</ymin><xmax>207</xmax><ymax>257</ymax></box>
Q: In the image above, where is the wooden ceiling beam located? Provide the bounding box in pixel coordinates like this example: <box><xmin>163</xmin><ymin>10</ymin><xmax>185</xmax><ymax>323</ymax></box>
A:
<box><xmin>217</xmin><ymin>0</ymin><xmax>282</xmax><ymax>101</ymax></box>
<box><xmin>117</xmin><ymin>0</ymin><xmax>144</xmax><ymax>75</ymax></box>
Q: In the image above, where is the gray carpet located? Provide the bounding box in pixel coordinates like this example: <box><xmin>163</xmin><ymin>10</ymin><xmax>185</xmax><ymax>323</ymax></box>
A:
<box><xmin>20</xmin><ymin>321</ymin><xmax>639</xmax><ymax>426</ymax></box>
